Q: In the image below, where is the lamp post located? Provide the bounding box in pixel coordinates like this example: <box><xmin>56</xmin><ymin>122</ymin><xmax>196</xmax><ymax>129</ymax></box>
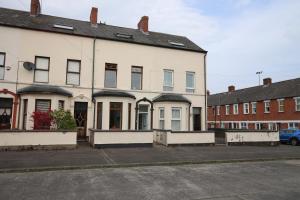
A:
<box><xmin>256</xmin><ymin>71</ymin><xmax>263</xmax><ymax>86</ymax></box>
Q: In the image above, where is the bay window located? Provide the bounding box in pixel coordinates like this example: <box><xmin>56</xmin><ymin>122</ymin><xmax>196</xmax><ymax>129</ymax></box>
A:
<box><xmin>171</xmin><ymin>108</ymin><xmax>181</xmax><ymax>131</ymax></box>
<box><xmin>159</xmin><ymin>108</ymin><xmax>165</xmax><ymax>129</ymax></box>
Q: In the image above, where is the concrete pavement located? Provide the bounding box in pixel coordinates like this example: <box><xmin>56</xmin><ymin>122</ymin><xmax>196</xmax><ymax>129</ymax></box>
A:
<box><xmin>0</xmin><ymin>144</ymin><xmax>300</xmax><ymax>172</ymax></box>
<box><xmin>0</xmin><ymin>160</ymin><xmax>300</xmax><ymax>200</ymax></box>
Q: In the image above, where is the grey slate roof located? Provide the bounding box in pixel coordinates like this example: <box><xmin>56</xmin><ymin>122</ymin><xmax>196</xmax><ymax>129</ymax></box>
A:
<box><xmin>153</xmin><ymin>94</ymin><xmax>191</xmax><ymax>104</ymax></box>
<box><xmin>17</xmin><ymin>85</ymin><xmax>73</xmax><ymax>97</ymax></box>
<box><xmin>0</xmin><ymin>7</ymin><xmax>206</xmax><ymax>53</ymax></box>
<box><xmin>93</xmin><ymin>90</ymin><xmax>136</xmax><ymax>99</ymax></box>
<box><xmin>208</xmin><ymin>78</ymin><xmax>300</xmax><ymax>106</ymax></box>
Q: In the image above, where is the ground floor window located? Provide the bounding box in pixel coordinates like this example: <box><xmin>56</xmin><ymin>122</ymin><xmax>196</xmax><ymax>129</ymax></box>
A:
<box><xmin>128</xmin><ymin>103</ymin><xmax>131</xmax><ymax>129</ymax></box>
<box><xmin>229</xmin><ymin>122</ymin><xmax>239</xmax><ymax>129</ymax></box>
<box><xmin>0</xmin><ymin>98</ymin><xmax>13</xmax><ymax>130</ymax></box>
<box><xmin>58</xmin><ymin>100</ymin><xmax>65</xmax><ymax>110</ymax></box>
<box><xmin>171</xmin><ymin>107</ymin><xmax>181</xmax><ymax>131</ymax></box>
<box><xmin>268</xmin><ymin>123</ymin><xmax>277</xmax><ymax>131</ymax></box>
<box><xmin>97</xmin><ymin>102</ymin><xmax>103</xmax><ymax>129</ymax></box>
<box><xmin>241</xmin><ymin>122</ymin><xmax>248</xmax><ymax>129</ymax></box>
<box><xmin>159</xmin><ymin>107</ymin><xmax>165</xmax><ymax>129</ymax></box>
<box><xmin>110</xmin><ymin>102</ymin><xmax>122</xmax><ymax>130</ymax></box>
<box><xmin>35</xmin><ymin>99</ymin><xmax>51</xmax><ymax>112</ymax></box>
<box><xmin>288</xmin><ymin>122</ymin><xmax>299</xmax><ymax>129</ymax></box>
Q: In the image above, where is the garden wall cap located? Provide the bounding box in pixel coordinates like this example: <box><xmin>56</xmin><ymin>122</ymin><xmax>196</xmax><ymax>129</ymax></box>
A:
<box><xmin>17</xmin><ymin>85</ymin><xmax>73</xmax><ymax>97</ymax></box>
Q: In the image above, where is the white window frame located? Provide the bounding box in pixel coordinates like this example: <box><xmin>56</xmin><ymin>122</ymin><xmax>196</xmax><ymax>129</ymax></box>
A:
<box><xmin>288</xmin><ymin>122</ymin><xmax>299</xmax><ymax>129</ymax></box>
<box><xmin>186</xmin><ymin>71</ymin><xmax>195</xmax><ymax>93</ymax></box>
<box><xmin>233</xmin><ymin>104</ymin><xmax>239</xmax><ymax>115</ymax></box>
<box><xmin>251</xmin><ymin>102</ymin><xmax>257</xmax><ymax>114</ymax></box>
<box><xmin>66</xmin><ymin>59</ymin><xmax>81</xmax><ymax>86</ymax></box>
<box><xmin>216</xmin><ymin>106</ymin><xmax>220</xmax><ymax>115</ymax></box>
<box><xmin>264</xmin><ymin>100</ymin><xmax>270</xmax><ymax>113</ymax></box>
<box><xmin>34</xmin><ymin>56</ymin><xmax>50</xmax><ymax>83</ymax></box>
<box><xmin>243</xmin><ymin>103</ymin><xmax>249</xmax><ymax>114</ymax></box>
<box><xmin>225</xmin><ymin>105</ymin><xmax>230</xmax><ymax>115</ymax></box>
<box><xmin>295</xmin><ymin>97</ymin><xmax>300</xmax><ymax>112</ymax></box>
<box><xmin>277</xmin><ymin>99</ymin><xmax>284</xmax><ymax>112</ymax></box>
<box><xmin>158</xmin><ymin>107</ymin><xmax>165</xmax><ymax>130</ymax></box>
<box><xmin>240</xmin><ymin>122</ymin><xmax>248</xmax><ymax>129</ymax></box>
<box><xmin>171</xmin><ymin>107</ymin><xmax>181</xmax><ymax>131</ymax></box>
<box><xmin>0</xmin><ymin>52</ymin><xmax>5</xmax><ymax>80</ymax></box>
<box><xmin>163</xmin><ymin>69</ymin><xmax>174</xmax><ymax>91</ymax></box>
<box><xmin>255</xmin><ymin>123</ymin><xmax>261</xmax><ymax>130</ymax></box>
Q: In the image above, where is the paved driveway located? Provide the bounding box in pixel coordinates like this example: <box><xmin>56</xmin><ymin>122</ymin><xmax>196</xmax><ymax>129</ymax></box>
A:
<box><xmin>0</xmin><ymin>160</ymin><xmax>300</xmax><ymax>200</ymax></box>
<box><xmin>0</xmin><ymin>145</ymin><xmax>300</xmax><ymax>171</ymax></box>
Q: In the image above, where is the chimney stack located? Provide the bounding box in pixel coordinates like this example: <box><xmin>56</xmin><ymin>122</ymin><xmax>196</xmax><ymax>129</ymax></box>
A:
<box><xmin>263</xmin><ymin>78</ymin><xmax>272</xmax><ymax>86</ymax></box>
<box><xmin>90</xmin><ymin>7</ymin><xmax>98</xmax><ymax>27</ymax></box>
<box><xmin>228</xmin><ymin>85</ymin><xmax>235</xmax><ymax>92</ymax></box>
<box><xmin>138</xmin><ymin>16</ymin><xmax>149</xmax><ymax>34</ymax></box>
<box><xmin>30</xmin><ymin>0</ymin><xmax>41</xmax><ymax>17</ymax></box>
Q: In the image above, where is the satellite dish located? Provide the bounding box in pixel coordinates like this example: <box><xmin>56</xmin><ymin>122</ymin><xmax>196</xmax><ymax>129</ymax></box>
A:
<box><xmin>23</xmin><ymin>62</ymin><xmax>36</xmax><ymax>71</ymax></box>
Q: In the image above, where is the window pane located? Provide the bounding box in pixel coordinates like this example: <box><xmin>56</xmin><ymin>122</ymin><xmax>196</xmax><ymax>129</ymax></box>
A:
<box><xmin>172</xmin><ymin>109</ymin><xmax>181</xmax><ymax>119</ymax></box>
<box><xmin>68</xmin><ymin>61</ymin><xmax>80</xmax><ymax>72</ymax></box>
<box><xmin>67</xmin><ymin>73</ymin><xmax>79</xmax><ymax>85</ymax></box>
<box><xmin>131</xmin><ymin>73</ymin><xmax>141</xmax><ymax>90</ymax></box>
<box><xmin>171</xmin><ymin>120</ymin><xmax>181</xmax><ymax>131</ymax></box>
<box><xmin>58</xmin><ymin>100</ymin><xmax>64</xmax><ymax>110</ymax></box>
<box><xmin>139</xmin><ymin>105</ymin><xmax>148</xmax><ymax>112</ymax></box>
<box><xmin>0</xmin><ymin>67</ymin><xmax>4</xmax><ymax>79</ymax></box>
<box><xmin>36</xmin><ymin>100</ymin><xmax>51</xmax><ymax>112</ymax></box>
<box><xmin>186</xmin><ymin>72</ymin><xmax>194</xmax><ymax>88</ymax></box>
<box><xmin>164</xmin><ymin>70</ymin><xmax>173</xmax><ymax>86</ymax></box>
<box><xmin>0</xmin><ymin>54</ymin><xmax>4</xmax><ymax>65</ymax></box>
<box><xmin>159</xmin><ymin>120</ymin><xmax>165</xmax><ymax>129</ymax></box>
<box><xmin>160</xmin><ymin>109</ymin><xmax>165</xmax><ymax>118</ymax></box>
<box><xmin>36</xmin><ymin>57</ymin><xmax>49</xmax><ymax>70</ymax></box>
<box><xmin>132</xmin><ymin>67</ymin><xmax>142</xmax><ymax>73</ymax></box>
<box><xmin>35</xmin><ymin>70</ymin><xmax>48</xmax><ymax>82</ymax></box>
<box><xmin>105</xmin><ymin>70</ymin><xmax>117</xmax><ymax>88</ymax></box>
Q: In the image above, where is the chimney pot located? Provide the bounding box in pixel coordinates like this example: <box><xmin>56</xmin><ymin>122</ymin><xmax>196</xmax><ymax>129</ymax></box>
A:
<box><xmin>30</xmin><ymin>0</ymin><xmax>41</xmax><ymax>16</ymax></box>
<box><xmin>228</xmin><ymin>85</ymin><xmax>235</xmax><ymax>92</ymax></box>
<box><xmin>138</xmin><ymin>16</ymin><xmax>149</xmax><ymax>34</ymax></box>
<box><xmin>90</xmin><ymin>7</ymin><xmax>98</xmax><ymax>27</ymax></box>
<box><xmin>263</xmin><ymin>78</ymin><xmax>272</xmax><ymax>86</ymax></box>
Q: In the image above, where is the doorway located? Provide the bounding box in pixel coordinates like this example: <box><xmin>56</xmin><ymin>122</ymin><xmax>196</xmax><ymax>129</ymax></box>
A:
<box><xmin>74</xmin><ymin>102</ymin><xmax>88</xmax><ymax>139</ymax></box>
<box><xmin>0</xmin><ymin>98</ymin><xmax>13</xmax><ymax>130</ymax></box>
<box><xmin>193</xmin><ymin>107</ymin><xmax>202</xmax><ymax>131</ymax></box>
<box><xmin>138</xmin><ymin>104</ymin><xmax>149</xmax><ymax>130</ymax></box>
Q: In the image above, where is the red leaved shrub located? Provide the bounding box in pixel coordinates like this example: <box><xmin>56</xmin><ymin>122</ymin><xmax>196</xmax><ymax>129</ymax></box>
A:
<box><xmin>31</xmin><ymin>110</ymin><xmax>53</xmax><ymax>130</ymax></box>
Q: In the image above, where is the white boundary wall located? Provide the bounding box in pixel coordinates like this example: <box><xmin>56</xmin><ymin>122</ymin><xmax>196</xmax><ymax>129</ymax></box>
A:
<box><xmin>225</xmin><ymin>131</ymin><xmax>279</xmax><ymax>143</ymax></box>
<box><xmin>155</xmin><ymin>130</ymin><xmax>215</xmax><ymax>146</ymax></box>
<box><xmin>91</xmin><ymin>131</ymin><xmax>153</xmax><ymax>146</ymax></box>
<box><xmin>0</xmin><ymin>131</ymin><xmax>77</xmax><ymax>147</ymax></box>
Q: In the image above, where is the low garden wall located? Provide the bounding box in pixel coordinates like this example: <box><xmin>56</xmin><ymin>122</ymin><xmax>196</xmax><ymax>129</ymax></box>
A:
<box><xmin>89</xmin><ymin>130</ymin><xmax>154</xmax><ymax>148</ymax></box>
<box><xmin>225</xmin><ymin>130</ymin><xmax>279</xmax><ymax>146</ymax></box>
<box><xmin>0</xmin><ymin>130</ymin><xmax>77</xmax><ymax>151</ymax></box>
<box><xmin>154</xmin><ymin>130</ymin><xmax>215</xmax><ymax>146</ymax></box>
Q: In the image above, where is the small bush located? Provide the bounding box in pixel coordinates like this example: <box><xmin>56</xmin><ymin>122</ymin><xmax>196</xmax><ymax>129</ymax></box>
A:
<box><xmin>51</xmin><ymin>109</ymin><xmax>77</xmax><ymax>131</ymax></box>
<box><xmin>32</xmin><ymin>111</ymin><xmax>53</xmax><ymax>130</ymax></box>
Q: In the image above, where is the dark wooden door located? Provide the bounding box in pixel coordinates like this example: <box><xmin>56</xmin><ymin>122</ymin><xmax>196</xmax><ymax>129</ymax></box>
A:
<box><xmin>74</xmin><ymin>102</ymin><xmax>88</xmax><ymax>139</ymax></box>
<box><xmin>193</xmin><ymin>107</ymin><xmax>201</xmax><ymax>131</ymax></box>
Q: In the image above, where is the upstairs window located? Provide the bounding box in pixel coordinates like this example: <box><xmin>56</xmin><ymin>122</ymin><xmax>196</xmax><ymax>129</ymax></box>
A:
<box><xmin>216</xmin><ymin>106</ymin><xmax>220</xmax><ymax>115</ymax></box>
<box><xmin>163</xmin><ymin>69</ymin><xmax>173</xmax><ymax>91</ymax></box>
<box><xmin>295</xmin><ymin>97</ymin><xmax>300</xmax><ymax>112</ymax></box>
<box><xmin>233</xmin><ymin>104</ymin><xmax>239</xmax><ymax>115</ymax></box>
<box><xmin>243</xmin><ymin>103</ymin><xmax>249</xmax><ymax>114</ymax></box>
<box><xmin>66</xmin><ymin>60</ymin><xmax>81</xmax><ymax>85</ymax></box>
<box><xmin>34</xmin><ymin>56</ymin><xmax>50</xmax><ymax>83</ymax></box>
<box><xmin>105</xmin><ymin>63</ymin><xmax>117</xmax><ymax>88</ymax></box>
<box><xmin>186</xmin><ymin>72</ymin><xmax>195</xmax><ymax>93</ymax></box>
<box><xmin>131</xmin><ymin>66</ymin><xmax>143</xmax><ymax>90</ymax></box>
<box><xmin>0</xmin><ymin>52</ymin><xmax>5</xmax><ymax>80</ymax></box>
<box><xmin>251</xmin><ymin>102</ymin><xmax>257</xmax><ymax>114</ymax></box>
<box><xmin>278</xmin><ymin>99</ymin><xmax>285</xmax><ymax>112</ymax></box>
<box><xmin>264</xmin><ymin>100</ymin><xmax>270</xmax><ymax>113</ymax></box>
<box><xmin>225</xmin><ymin>105</ymin><xmax>230</xmax><ymax>115</ymax></box>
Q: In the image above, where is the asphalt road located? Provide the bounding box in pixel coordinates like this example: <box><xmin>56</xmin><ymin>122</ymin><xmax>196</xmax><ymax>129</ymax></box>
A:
<box><xmin>0</xmin><ymin>160</ymin><xmax>300</xmax><ymax>200</ymax></box>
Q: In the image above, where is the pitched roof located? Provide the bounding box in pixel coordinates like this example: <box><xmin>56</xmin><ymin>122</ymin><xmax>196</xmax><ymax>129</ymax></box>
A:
<box><xmin>0</xmin><ymin>7</ymin><xmax>206</xmax><ymax>53</ymax></box>
<box><xmin>17</xmin><ymin>85</ymin><xmax>73</xmax><ymax>97</ymax></box>
<box><xmin>93</xmin><ymin>90</ymin><xmax>136</xmax><ymax>99</ymax></box>
<box><xmin>153</xmin><ymin>94</ymin><xmax>191</xmax><ymax>104</ymax></box>
<box><xmin>208</xmin><ymin>78</ymin><xmax>300</xmax><ymax>106</ymax></box>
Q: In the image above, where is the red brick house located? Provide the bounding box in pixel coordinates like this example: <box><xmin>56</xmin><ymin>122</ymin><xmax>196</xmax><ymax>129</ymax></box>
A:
<box><xmin>207</xmin><ymin>78</ymin><xmax>300</xmax><ymax>130</ymax></box>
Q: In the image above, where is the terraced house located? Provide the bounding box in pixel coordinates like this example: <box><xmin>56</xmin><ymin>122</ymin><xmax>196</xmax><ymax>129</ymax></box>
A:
<box><xmin>207</xmin><ymin>77</ymin><xmax>300</xmax><ymax>130</ymax></box>
<box><xmin>0</xmin><ymin>0</ymin><xmax>207</xmax><ymax>140</ymax></box>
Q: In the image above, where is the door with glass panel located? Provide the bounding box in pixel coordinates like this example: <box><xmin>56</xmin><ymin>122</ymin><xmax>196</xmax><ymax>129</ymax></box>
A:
<box><xmin>0</xmin><ymin>98</ymin><xmax>13</xmax><ymax>130</ymax></box>
<box><xmin>74</xmin><ymin>102</ymin><xmax>88</xmax><ymax>139</ymax></box>
<box><xmin>138</xmin><ymin>104</ymin><xmax>149</xmax><ymax>130</ymax></box>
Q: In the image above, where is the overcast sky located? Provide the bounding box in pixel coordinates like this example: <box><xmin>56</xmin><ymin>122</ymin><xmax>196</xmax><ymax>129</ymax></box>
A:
<box><xmin>0</xmin><ymin>0</ymin><xmax>299</xmax><ymax>93</ymax></box>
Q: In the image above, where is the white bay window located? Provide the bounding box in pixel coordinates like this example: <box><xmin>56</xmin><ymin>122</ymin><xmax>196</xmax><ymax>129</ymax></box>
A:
<box><xmin>171</xmin><ymin>107</ymin><xmax>181</xmax><ymax>131</ymax></box>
